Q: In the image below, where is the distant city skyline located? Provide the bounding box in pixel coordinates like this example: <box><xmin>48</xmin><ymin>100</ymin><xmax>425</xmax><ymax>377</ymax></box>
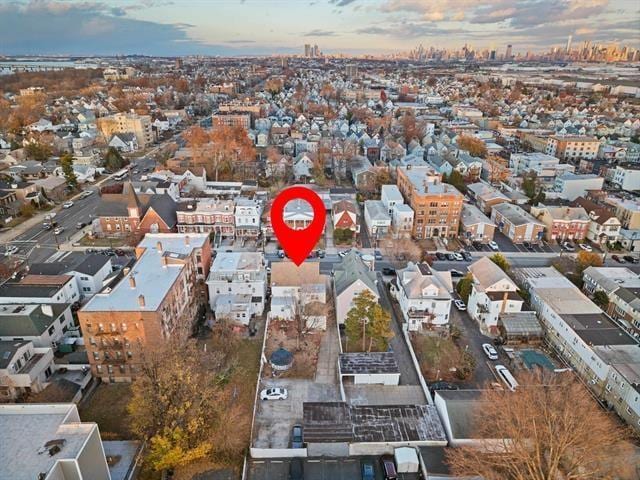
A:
<box><xmin>0</xmin><ymin>0</ymin><xmax>638</xmax><ymax>57</ymax></box>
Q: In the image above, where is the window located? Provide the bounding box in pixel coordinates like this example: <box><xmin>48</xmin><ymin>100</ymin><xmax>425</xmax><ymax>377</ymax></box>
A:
<box><xmin>48</xmin><ymin>325</ymin><xmax>55</xmax><ymax>336</ymax></box>
<box><xmin>93</xmin><ymin>351</ymin><xmax>100</xmax><ymax>360</ymax></box>
<box><xmin>80</xmin><ymin>276</ymin><xmax>89</xmax><ymax>281</ymax></box>
<box><xmin>96</xmin><ymin>365</ymin><xmax>103</xmax><ymax>374</ymax></box>
<box><xmin>83</xmin><ymin>287</ymin><xmax>91</xmax><ymax>292</ymax></box>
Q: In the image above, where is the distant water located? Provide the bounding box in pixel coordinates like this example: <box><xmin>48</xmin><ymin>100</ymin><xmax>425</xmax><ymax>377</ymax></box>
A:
<box><xmin>0</xmin><ymin>60</ymin><xmax>99</xmax><ymax>74</ymax></box>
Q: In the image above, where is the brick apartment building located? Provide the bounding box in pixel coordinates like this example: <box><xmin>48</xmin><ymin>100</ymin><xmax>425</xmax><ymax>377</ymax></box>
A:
<box><xmin>97</xmin><ymin>112</ymin><xmax>154</xmax><ymax>149</ymax></box>
<box><xmin>78</xmin><ymin>234</ymin><xmax>212</xmax><ymax>382</ymax></box>
<box><xmin>176</xmin><ymin>199</ymin><xmax>236</xmax><ymax>237</ymax></box>
<box><xmin>211</xmin><ymin>113</ymin><xmax>251</xmax><ymax>130</ymax></box>
<box><xmin>546</xmin><ymin>135</ymin><xmax>599</xmax><ymax>162</ymax></box>
<box><xmin>396</xmin><ymin>166</ymin><xmax>464</xmax><ymax>239</ymax></box>
<box><xmin>530</xmin><ymin>206</ymin><xmax>590</xmax><ymax>242</ymax></box>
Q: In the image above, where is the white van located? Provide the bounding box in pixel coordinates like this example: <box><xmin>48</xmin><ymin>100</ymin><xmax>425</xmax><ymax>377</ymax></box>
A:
<box><xmin>495</xmin><ymin>365</ymin><xmax>519</xmax><ymax>392</ymax></box>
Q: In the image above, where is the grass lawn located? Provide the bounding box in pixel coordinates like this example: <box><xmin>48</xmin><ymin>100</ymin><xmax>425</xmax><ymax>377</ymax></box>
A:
<box><xmin>78</xmin><ymin>235</ymin><xmax>128</xmax><ymax>247</ymax></box>
<box><xmin>412</xmin><ymin>334</ymin><xmax>475</xmax><ymax>382</ymax></box>
<box><xmin>79</xmin><ymin>383</ymin><xmax>133</xmax><ymax>440</ymax></box>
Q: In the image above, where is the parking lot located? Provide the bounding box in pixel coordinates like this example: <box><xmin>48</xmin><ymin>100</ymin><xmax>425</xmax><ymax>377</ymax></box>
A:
<box><xmin>248</xmin><ymin>457</ymin><xmax>420</xmax><ymax>480</ymax></box>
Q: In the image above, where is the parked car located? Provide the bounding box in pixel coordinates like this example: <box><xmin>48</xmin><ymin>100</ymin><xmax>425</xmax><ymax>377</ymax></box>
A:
<box><xmin>435</xmin><ymin>252</ymin><xmax>446</xmax><ymax>261</ymax></box>
<box><xmin>452</xmin><ymin>252</ymin><xmax>464</xmax><ymax>261</ymax></box>
<box><xmin>430</xmin><ymin>381</ymin><xmax>459</xmax><ymax>392</ymax></box>
<box><xmin>80</xmin><ymin>190</ymin><xmax>94</xmax><ymax>198</ymax></box>
<box><xmin>623</xmin><ymin>255</ymin><xmax>639</xmax><ymax>264</ymax></box>
<box><xmin>562</xmin><ymin>242</ymin><xmax>575</xmax><ymax>252</ymax></box>
<box><xmin>290</xmin><ymin>424</ymin><xmax>303</xmax><ymax>449</ymax></box>
<box><xmin>374</xmin><ymin>250</ymin><xmax>383</xmax><ymax>261</ymax></box>
<box><xmin>260</xmin><ymin>387</ymin><xmax>288</xmax><ymax>400</ymax></box>
<box><xmin>612</xmin><ymin>255</ymin><xmax>625</xmax><ymax>263</ymax></box>
<box><xmin>454</xmin><ymin>299</ymin><xmax>467</xmax><ymax>311</ymax></box>
<box><xmin>62</xmin><ymin>201</ymin><xmax>74</xmax><ymax>209</ymax></box>
<box><xmin>277</xmin><ymin>250</ymin><xmax>285</xmax><ymax>259</ymax></box>
<box><xmin>382</xmin><ymin>267</ymin><xmax>396</xmax><ymax>276</ymax></box>
<box><xmin>76</xmin><ymin>222</ymin><xmax>86</xmax><ymax>229</ymax></box>
<box><xmin>361</xmin><ymin>459</ymin><xmax>376</xmax><ymax>480</ymax></box>
<box><xmin>4</xmin><ymin>245</ymin><xmax>19</xmax><ymax>257</ymax></box>
<box><xmin>338</xmin><ymin>250</ymin><xmax>350</xmax><ymax>258</ymax></box>
<box><xmin>445</xmin><ymin>253</ymin><xmax>456</xmax><ymax>261</ymax></box>
<box><xmin>316</xmin><ymin>249</ymin><xmax>325</xmax><ymax>258</ymax></box>
<box><xmin>380</xmin><ymin>455</ymin><xmax>398</xmax><ymax>480</ymax></box>
<box><xmin>53</xmin><ymin>227</ymin><xmax>64</xmax><ymax>235</ymax></box>
<box><xmin>102</xmin><ymin>249</ymin><xmax>116</xmax><ymax>257</ymax></box>
<box><xmin>461</xmin><ymin>250</ymin><xmax>473</xmax><ymax>261</ymax></box>
<box><xmin>488</xmin><ymin>241</ymin><xmax>499</xmax><ymax>251</ymax></box>
<box><xmin>482</xmin><ymin>343</ymin><xmax>499</xmax><ymax>360</ymax></box>
<box><xmin>495</xmin><ymin>364</ymin><xmax>519</xmax><ymax>391</ymax></box>
<box><xmin>115</xmin><ymin>249</ymin><xmax>126</xmax><ymax>256</ymax></box>
<box><xmin>523</xmin><ymin>242</ymin><xmax>534</xmax><ymax>251</ymax></box>
<box><xmin>289</xmin><ymin>458</ymin><xmax>304</xmax><ymax>480</ymax></box>
<box><xmin>450</xmin><ymin>269</ymin><xmax>465</xmax><ymax>277</ymax></box>
<box><xmin>578</xmin><ymin>243</ymin><xmax>592</xmax><ymax>252</ymax></box>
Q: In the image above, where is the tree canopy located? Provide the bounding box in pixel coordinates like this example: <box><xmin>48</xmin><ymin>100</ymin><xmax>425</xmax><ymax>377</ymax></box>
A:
<box><xmin>344</xmin><ymin>290</ymin><xmax>393</xmax><ymax>352</ymax></box>
<box><xmin>489</xmin><ymin>253</ymin><xmax>510</xmax><ymax>272</ymax></box>
<box><xmin>60</xmin><ymin>152</ymin><xmax>78</xmax><ymax>189</ymax></box>
<box><xmin>457</xmin><ymin>135</ymin><xmax>488</xmax><ymax>158</ymax></box>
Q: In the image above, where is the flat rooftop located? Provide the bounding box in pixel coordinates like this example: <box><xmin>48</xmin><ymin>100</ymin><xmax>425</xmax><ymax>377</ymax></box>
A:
<box><xmin>303</xmin><ymin>402</ymin><xmax>446</xmax><ymax>444</ymax></box>
<box><xmin>339</xmin><ymin>352</ymin><xmax>400</xmax><ymax>375</ymax></box>
<box><xmin>211</xmin><ymin>251</ymin><xmax>264</xmax><ymax>273</ymax></box>
<box><xmin>82</xmin><ymin>234</ymin><xmax>208</xmax><ymax>312</ymax></box>
<box><xmin>560</xmin><ymin>313</ymin><xmax>638</xmax><ymax>346</ymax></box>
<box><xmin>0</xmin><ymin>404</ymin><xmax>97</xmax><ymax>480</ymax></box>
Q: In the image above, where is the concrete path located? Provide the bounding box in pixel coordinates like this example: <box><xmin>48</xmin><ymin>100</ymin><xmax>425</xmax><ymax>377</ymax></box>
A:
<box><xmin>315</xmin><ymin>314</ymin><xmax>339</xmax><ymax>385</ymax></box>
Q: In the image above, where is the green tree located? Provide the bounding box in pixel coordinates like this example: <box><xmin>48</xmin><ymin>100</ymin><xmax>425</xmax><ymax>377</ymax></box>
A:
<box><xmin>444</xmin><ymin>169</ymin><xmax>466</xmax><ymax>194</ymax></box>
<box><xmin>25</xmin><ymin>141</ymin><xmax>52</xmax><ymax>161</ymax></box>
<box><xmin>490</xmin><ymin>253</ymin><xmax>510</xmax><ymax>272</ymax></box>
<box><xmin>593</xmin><ymin>290</ymin><xmax>609</xmax><ymax>310</ymax></box>
<box><xmin>19</xmin><ymin>202</ymin><xmax>35</xmax><ymax>218</ymax></box>
<box><xmin>456</xmin><ymin>273</ymin><xmax>473</xmax><ymax>302</ymax></box>
<box><xmin>344</xmin><ymin>290</ymin><xmax>393</xmax><ymax>352</ymax></box>
<box><xmin>522</xmin><ymin>171</ymin><xmax>545</xmax><ymax>206</ymax></box>
<box><xmin>60</xmin><ymin>152</ymin><xmax>78</xmax><ymax>189</ymax></box>
<box><xmin>104</xmin><ymin>146</ymin><xmax>126</xmax><ymax>171</ymax></box>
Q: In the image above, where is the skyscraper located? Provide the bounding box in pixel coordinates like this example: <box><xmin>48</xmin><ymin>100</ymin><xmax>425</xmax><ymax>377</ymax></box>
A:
<box><xmin>304</xmin><ymin>44</ymin><xmax>311</xmax><ymax>57</ymax></box>
<box><xmin>505</xmin><ymin>44</ymin><xmax>513</xmax><ymax>60</ymax></box>
<box><xmin>566</xmin><ymin>35</ymin><xmax>572</xmax><ymax>53</ymax></box>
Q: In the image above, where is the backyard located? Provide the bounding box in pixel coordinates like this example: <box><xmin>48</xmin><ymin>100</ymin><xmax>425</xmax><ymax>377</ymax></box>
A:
<box><xmin>264</xmin><ymin>319</ymin><xmax>321</xmax><ymax>379</ymax></box>
<box><xmin>411</xmin><ymin>332</ymin><xmax>476</xmax><ymax>382</ymax></box>
<box><xmin>79</xmin><ymin>383</ymin><xmax>133</xmax><ymax>440</ymax></box>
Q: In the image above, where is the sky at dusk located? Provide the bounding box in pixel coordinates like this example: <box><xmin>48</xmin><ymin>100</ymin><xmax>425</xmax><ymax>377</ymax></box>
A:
<box><xmin>0</xmin><ymin>0</ymin><xmax>639</xmax><ymax>56</ymax></box>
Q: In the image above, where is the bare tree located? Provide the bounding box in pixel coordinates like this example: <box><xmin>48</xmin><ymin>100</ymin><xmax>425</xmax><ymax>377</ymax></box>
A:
<box><xmin>447</xmin><ymin>371</ymin><xmax>636</xmax><ymax>480</ymax></box>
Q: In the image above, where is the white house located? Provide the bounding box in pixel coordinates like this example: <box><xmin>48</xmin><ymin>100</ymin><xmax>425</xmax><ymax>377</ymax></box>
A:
<box><xmin>381</xmin><ymin>185</ymin><xmax>404</xmax><ymax>216</ymax></box>
<box><xmin>390</xmin><ymin>262</ymin><xmax>452</xmax><ymax>331</ymax></box>
<box><xmin>0</xmin><ymin>303</ymin><xmax>75</xmax><ymax>348</ymax></box>
<box><xmin>293</xmin><ymin>152</ymin><xmax>314</xmax><ymax>180</ymax></box>
<box><xmin>206</xmin><ymin>252</ymin><xmax>267</xmax><ymax>325</ymax></box>
<box><xmin>333</xmin><ymin>251</ymin><xmax>379</xmax><ymax>324</ymax></box>
<box><xmin>392</xmin><ymin>204</ymin><xmax>414</xmax><ymax>238</ymax></box>
<box><xmin>234</xmin><ymin>197</ymin><xmax>262</xmax><ymax>239</ymax></box>
<box><xmin>364</xmin><ymin>200</ymin><xmax>391</xmax><ymax>237</ymax></box>
<box><xmin>0</xmin><ymin>340</ymin><xmax>55</xmax><ymax>400</ymax></box>
<box><xmin>0</xmin><ymin>275</ymin><xmax>80</xmax><ymax>305</ymax></box>
<box><xmin>611</xmin><ymin>164</ymin><xmax>640</xmax><ymax>192</ymax></box>
<box><xmin>467</xmin><ymin>257</ymin><xmax>523</xmax><ymax>335</ymax></box>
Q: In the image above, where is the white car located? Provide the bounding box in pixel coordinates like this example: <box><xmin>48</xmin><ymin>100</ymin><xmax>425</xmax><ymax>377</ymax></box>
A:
<box><xmin>454</xmin><ymin>299</ymin><xmax>467</xmax><ymax>311</ymax></box>
<box><xmin>578</xmin><ymin>243</ymin><xmax>592</xmax><ymax>252</ymax></box>
<box><xmin>260</xmin><ymin>387</ymin><xmax>288</xmax><ymax>401</ymax></box>
<box><xmin>495</xmin><ymin>364</ymin><xmax>519</xmax><ymax>391</ymax></box>
<box><xmin>562</xmin><ymin>242</ymin><xmax>575</xmax><ymax>252</ymax></box>
<box><xmin>488</xmin><ymin>241</ymin><xmax>499</xmax><ymax>251</ymax></box>
<box><xmin>53</xmin><ymin>227</ymin><xmax>64</xmax><ymax>235</ymax></box>
<box><xmin>62</xmin><ymin>201</ymin><xmax>74</xmax><ymax>209</ymax></box>
<box><xmin>482</xmin><ymin>343</ymin><xmax>499</xmax><ymax>360</ymax></box>
<box><xmin>452</xmin><ymin>252</ymin><xmax>464</xmax><ymax>261</ymax></box>
<box><xmin>338</xmin><ymin>250</ymin><xmax>349</xmax><ymax>258</ymax></box>
<box><xmin>4</xmin><ymin>245</ymin><xmax>19</xmax><ymax>257</ymax></box>
<box><xmin>80</xmin><ymin>190</ymin><xmax>94</xmax><ymax>198</ymax></box>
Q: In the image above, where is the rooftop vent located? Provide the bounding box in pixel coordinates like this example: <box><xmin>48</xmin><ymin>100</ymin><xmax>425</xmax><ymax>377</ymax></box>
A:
<box><xmin>129</xmin><ymin>276</ymin><xmax>136</xmax><ymax>289</ymax></box>
<box><xmin>138</xmin><ymin>294</ymin><xmax>145</xmax><ymax>308</ymax></box>
<box><xmin>156</xmin><ymin>241</ymin><xmax>163</xmax><ymax>252</ymax></box>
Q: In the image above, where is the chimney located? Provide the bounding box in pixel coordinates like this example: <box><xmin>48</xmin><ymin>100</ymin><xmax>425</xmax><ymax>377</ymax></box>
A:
<box><xmin>185</xmin><ymin>235</ymin><xmax>190</xmax><ymax>246</ymax></box>
<box><xmin>41</xmin><ymin>304</ymin><xmax>53</xmax><ymax>317</ymax></box>
<box><xmin>501</xmin><ymin>291</ymin><xmax>508</xmax><ymax>314</ymax></box>
<box><xmin>138</xmin><ymin>294</ymin><xmax>145</xmax><ymax>308</ymax></box>
<box><xmin>161</xmin><ymin>255</ymin><xmax>168</xmax><ymax>268</ymax></box>
<box><xmin>129</xmin><ymin>276</ymin><xmax>136</xmax><ymax>289</ymax></box>
<box><xmin>156</xmin><ymin>241</ymin><xmax>163</xmax><ymax>252</ymax></box>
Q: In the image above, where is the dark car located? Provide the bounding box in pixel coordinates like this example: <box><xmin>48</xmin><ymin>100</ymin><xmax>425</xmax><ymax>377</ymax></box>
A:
<box><xmin>450</xmin><ymin>269</ymin><xmax>465</xmax><ymax>277</ymax></box>
<box><xmin>382</xmin><ymin>267</ymin><xmax>396</xmax><ymax>276</ymax></box>
<box><xmin>445</xmin><ymin>253</ymin><xmax>456</xmax><ymax>261</ymax></box>
<box><xmin>115</xmin><ymin>249</ymin><xmax>126</xmax><ymax>256</ymax></box>
<box><xmin>435</xmin><ymin>252</ymin><xmax>446</xmax><ymax>261</ymax></box>
<box><xmin>430</xmin><ymin>381</ymin><xmax>460</xmax><ymax>393</ymax></box>
<box><xmin>290</xmin><ymin>424</ymin><xmax>303</xmax><ymax>449</ymax></box>
<box><xmin>289</xmin><ymin>458</ymin><xmax>304</xmax><ymax>480</ymax></box>
<box><xmin>277</xmin><ymin>250</ymin><xmax>285</xmax><ymax>259</ymax></box>
<box><xmin>623</xmin><ymin>255</ymin><xmax>639</xmax><ymax>264</ymax></box>
<box><xmin>316</xmin><ymin>250</ymin><xmax>325</xmax><ymax>258</ymax></box>
<box><xmin>612</xmin><ymin>255</ymin><xmax>625</xmax><ymax>263</ymax></box>
<box><xmin>380</xmin><ymin>455</ymin><xmax>398</xmax><ymax>480</ymax></box>
<box><xmin>361</xmin><ymin>459</ymin><xmax>376</xmax><ymax>480</ymax></box>
<box><xmin>461</xmin><ymin>251</ymin><xmax>473</xmax><ymax>261</ymax></box>
<box><xmin>374</xmin><ymin>250</ymin><xmax>383</xmax><ymax>261</ymax></box>
<box><xmin>523</xmin><ymin>242</ymin><xmax>534</xmax><ymax>251</ymax></box>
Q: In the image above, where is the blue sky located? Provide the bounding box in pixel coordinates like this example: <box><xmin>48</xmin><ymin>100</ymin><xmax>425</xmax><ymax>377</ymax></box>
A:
<box><xmin>0</xmin><ymin>0</ymin><xmax>638</xmax><ymax>56</ymax></box>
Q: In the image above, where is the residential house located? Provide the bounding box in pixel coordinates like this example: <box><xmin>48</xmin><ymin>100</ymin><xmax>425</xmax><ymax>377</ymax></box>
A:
<box><xmin>235</xmin><ymin>197</ymin><xmax>262</xmax><ymax>239</ymax></box>
<box><xmin>582</xmin><ymin>266</ymin><xmax>640</xmax><ymax>335</ymax></box>
<box><xmin>605</xmin><ymin>197</ymin><xmax>640</xmax><ymax>230</ymax></box>
<box><xmin>78</xmin><ymin>234</ymin><xmax>212</xmax><ymax>381</ymax></box>
<box><xmin>332</xmin><ymin>199</ymin><xmax>358</xmax><ymax>233</ymax></box>
<box><xmin>364</xmin><ymin>200</ymin><xmax>391</xmax><ymax>238</ymax></box>
<box><xmin>390</xmin><ymin>262</ymin><xmax>452</xmax><ymax>331</ymax></box>
<box><xmin>333</xmin><ymin>251</ymin><xmax>378</xmax><ymax>324</ymax></box>
<box><xmin>491</xmin><ymin>203</ymin><xmax>545</xmax><ymax>244</ymax></box>
<box><xmin>391</xmin><ymin>204</ymin><xmax>414</xmax><ymax>238</ymax></box>
<box><xmin>206</xmin><ymin>252</ymin><xmax>267</xmax><ymax>325</ymax></box>
<box><xmin>176</xmin><ymin>199</ymin><xmax>235</xmax><ymax>237</ymax></box>
<box><xmin>517</xmin><ymin>267</ymin><xmax>640</xmax><ymax>434</ymax></box>
<box><xmin>460</xmin><ymin>203</ymin><xmax>496</xmax><ymax>244</ymax></box>
<box><xmin>293</xmin><ymin>152</ymin><xmax>315</xmax><ymax>181</ymax></box>
<box><xmin>108</xmin><ymin>132</ymin><xmax>139</xmax><ymax>152</ymax></box>
<box><xmin>467</xmin><ymin>182</ymin><xmax>511</xmax><ymax>215</ymax></box>
<box><xmin>619</xmin><ymin>229</ymin><xmax>640</xmax><ymax>253</ymax></box>
<box><xmin>350</xmin><ymin>156</ymin><xmax>377</xmax><ymax>190</ymax></box>
<box><xmin>530</xmin><ymin>205</ymin><xmax>590</xmax><ymax>242</ymax></box>
<box><xmin>381</xmin><ymin>185</ymin><xmax>404</xmax><ymax>216</ymax></box>
<box><xmin>0</xmin><ymin>403</ymin><xmax>111</xmax><ymax>480</ymax></box>
<box><xmin>0</xmin><ymin>303</ymin><xmax>74</xmax><ymax>348</ymax></box>
<box><xmin>396</xmin><ymin>166</ymin><xmax>464</xmax><ymax>239</ymax></box>
<box><xmin>269</xmin><ymin>262</ymin><xmax>327</xmax><ymax>329</ymax></box>
<box><xmin>610</xmin><ymin>163</ymin><xmax>640</xmax><ymax>192</ymax></box>
<box><xmin>467</xmin><ymin>257</ymin><xmax>523</xmax><ymax>334</ymax></box>
<box><xmin>0</xmin><ymin>275</ymin><xmax>80</xmax><ymax>305</ymax></box>
<box><xmin>572</xmin><ymin>197</ymin><xmax>622</xmax><ymax>245</ymax></box>
<box><xmin>0</xmin><ymin>340</ymin><xmax>55</xmax><ymax>401</ymax></box>
<box><xmin>554</xmin><ymin>172</ymin><xmax>604</xmax><ymax>201</ymax></box>
<box><xmin>546</xmin><ymin>135</ymin><xmax>599</xmax><ymax>161</ymax></box>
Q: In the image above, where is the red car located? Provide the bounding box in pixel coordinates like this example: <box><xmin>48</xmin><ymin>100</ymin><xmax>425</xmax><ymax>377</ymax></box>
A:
<box><xmin>380</xmin><ymin>455</ymin><xmax>397</xmax><ymax>480</ymax></box>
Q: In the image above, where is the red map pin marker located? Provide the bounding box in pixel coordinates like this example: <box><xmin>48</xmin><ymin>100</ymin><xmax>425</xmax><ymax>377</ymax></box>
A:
<box><xmin>270</xmin><ymin>186</ymin><xmax>326</xmax><ymax>266</ymax></box>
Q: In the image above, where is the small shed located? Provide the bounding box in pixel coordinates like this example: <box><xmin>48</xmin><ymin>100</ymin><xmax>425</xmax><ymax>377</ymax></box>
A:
<box><xmin>339</xmin><ymin>352</ymin><xmax>400</xmax><ymax>386</ymax></box>
<box><xmin>499</xmin><ymin>311</ymin><xmax>543</xmax><ymax>344</ymax></box>
<box><xmin>270</xmin><ymin>347</ymin><xmax>293</xmax><ymax>371</ymax></box>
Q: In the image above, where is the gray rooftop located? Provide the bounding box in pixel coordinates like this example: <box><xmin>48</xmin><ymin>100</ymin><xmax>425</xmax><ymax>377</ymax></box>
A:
<box><xmin>560</xmin><ymin>313</ymin><xmax>638</xmax><ymax>346</ymax></box>
<box><xmin>0</xmin><ymin>303</ymin><xmax>69</xmax><ymax>337</ymax></box>
<box><xmin>333</xmin><ymin>250</ymin><xmax>378</xmax><ymax>297</ymax></box>
<box><xmin>303</xmin><ymin>402</ymin><xmax>446</xmax><ymax>444</ymax></box>
<box><xmin>339</xmin><ymin>352</ymin><xmax>400</xmax><ymax>375</ymax></box>
<box><xmin>493</xmin><ymin>202</ymin><xmax>544</xmax><ymax>227</ymax></box>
